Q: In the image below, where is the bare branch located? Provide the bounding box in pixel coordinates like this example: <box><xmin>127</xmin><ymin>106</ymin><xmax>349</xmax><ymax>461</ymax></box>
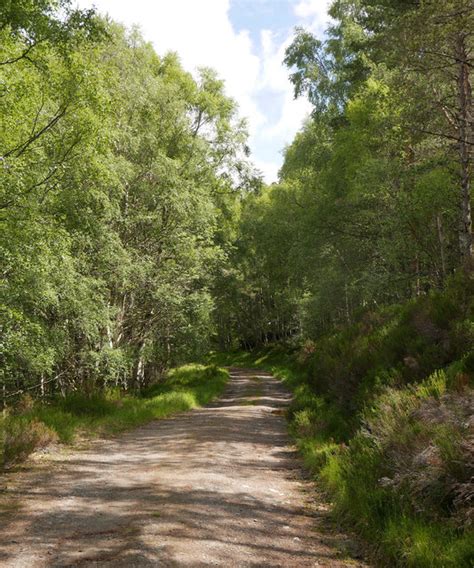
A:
<box><xmin>414</xmin><ymin>127</ymin><xmax>474</xmax><ymax>145</ymax></box>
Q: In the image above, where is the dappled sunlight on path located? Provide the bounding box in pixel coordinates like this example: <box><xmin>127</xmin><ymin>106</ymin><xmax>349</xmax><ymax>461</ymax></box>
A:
<box><xmin>0</xmin><ymin>369</ymin><xmax>368</xmax><ymax>567</ymax></box>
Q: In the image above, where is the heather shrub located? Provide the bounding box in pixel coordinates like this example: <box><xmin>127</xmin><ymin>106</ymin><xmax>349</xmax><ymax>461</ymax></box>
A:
<box><xmin>2</xmin><ymin>416</ymin><xmax>58</xmax><ymax>467</ymax></box>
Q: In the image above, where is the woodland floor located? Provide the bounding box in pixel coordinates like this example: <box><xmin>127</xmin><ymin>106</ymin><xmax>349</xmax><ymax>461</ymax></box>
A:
<box><xmin>0</xmin><ymin>368</ymin><xmax>369</xmax><ymax>567</ymax></box>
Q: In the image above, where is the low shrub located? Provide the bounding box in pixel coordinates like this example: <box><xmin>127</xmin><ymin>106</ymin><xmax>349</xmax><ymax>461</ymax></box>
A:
<box><xmin>1</xmin><ymin>416</ymin><xmax>58</xmax><ymax>467</ymax></box>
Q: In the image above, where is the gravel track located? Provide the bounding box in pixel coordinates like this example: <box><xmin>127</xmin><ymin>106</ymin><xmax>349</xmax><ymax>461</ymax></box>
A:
<box><xmin>0</xmin><ymin>368</ymin><xmax>369</xmax><ymax>567</ymax></box>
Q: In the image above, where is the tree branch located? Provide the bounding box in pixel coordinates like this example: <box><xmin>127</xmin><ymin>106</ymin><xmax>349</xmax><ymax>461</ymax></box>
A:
<box><xmin>2</xmin><ymin>104</ymin><xmax>68</xmax><ymax>159</ymax></box>
<box><xmin>0</xmin><ymin>40</ymin><xmax>40</xmax><ymax>66</ymax></box>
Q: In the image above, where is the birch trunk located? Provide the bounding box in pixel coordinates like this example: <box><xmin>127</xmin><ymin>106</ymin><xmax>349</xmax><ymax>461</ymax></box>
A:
<box><xmin>456</xmin><ymin>32</ymin><xmax>473</xmax><ymax>270</ymax></box>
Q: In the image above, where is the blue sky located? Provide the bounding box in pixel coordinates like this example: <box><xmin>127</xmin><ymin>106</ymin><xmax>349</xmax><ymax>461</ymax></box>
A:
<box><xmin>76</xmin><ymin>0</ymin><xmax>331</xmax><ymax>182</ymax></box>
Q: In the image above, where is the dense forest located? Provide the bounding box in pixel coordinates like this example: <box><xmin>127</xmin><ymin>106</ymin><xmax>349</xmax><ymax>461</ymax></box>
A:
<box><xmin>217</xmin><ymin>0</ymin><xmax>473</xmax><ymax>346</ymax></box>
<box><xmin>1</xmin><ymin>0</ymin><xmax>257</xmax><ymax>398</ymax></box>
<box><xmin>1</xmin><ymin>0</ymin><xmax>472</xmax><ymax>395</ymax></box>
<box><xmin>1</xmin><ymin>1</ymin><xmax>473</xmax><ymax>566</ymax></box>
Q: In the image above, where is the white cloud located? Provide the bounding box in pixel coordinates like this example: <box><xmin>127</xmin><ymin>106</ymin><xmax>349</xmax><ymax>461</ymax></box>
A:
<box><xmin>77</xmin><ymin>0</ymin><xmax>265</xmax><ymax>136</ymax></box>
<box><xmin>253</xmin><ymin>158</ymin><xmax>281</xmax><ymax>184</ymax></box>
<box><xmin>75</xmin><ymin>0</ymin><xmax>327</xmax><ymax>183</ymax></box>
<box><xmin>266</xmin><ymin>91</ymin><xmax>311</xmax><ymax>140</ymax></box>
<box><xmin>294</xmin><ymin>0</ymin><xmax>332</xmax><ymax>33</ymax></box>
<box><xmin>259</xmin><ymin>29</ymin><xmax>290</xmax><ymax>92</ymax></box>
<box><xmin>255</xmin><ymin>28</ymin><xmax>311</xmax><ymax>158</ymax></box>
<box><xmin>294</xmin><ymin>0</ymin><xmax>330</xmax><ymax>19</ymax></box>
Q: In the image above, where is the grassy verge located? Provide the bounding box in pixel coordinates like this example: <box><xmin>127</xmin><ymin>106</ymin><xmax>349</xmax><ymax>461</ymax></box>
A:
<box><xmin>210</xmin><ymin>347</ymin><xmax>473</xmax><ymax>567</ymax></box>
<box><xmin>1</xmin><ymin>363</ymin><xmax>228</xmax><ymax>468</ymax></box>
<box><xmin>206</xmin><ymin>274</ymin><xmax>474</xmax><ymax>568</ymax></box>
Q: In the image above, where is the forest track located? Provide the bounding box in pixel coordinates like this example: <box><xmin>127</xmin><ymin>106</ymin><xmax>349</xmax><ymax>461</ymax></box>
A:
<box><xmin>0</xmin><ymin>368</ymin><xmax>369</xmax><ymax>567</ymax></box>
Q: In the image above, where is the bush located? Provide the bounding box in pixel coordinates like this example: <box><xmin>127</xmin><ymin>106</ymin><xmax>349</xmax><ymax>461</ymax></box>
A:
<box><xmin>1</xmin><ymin>416</ymin><xmax>58</xmax><ymax>467</ymax></box>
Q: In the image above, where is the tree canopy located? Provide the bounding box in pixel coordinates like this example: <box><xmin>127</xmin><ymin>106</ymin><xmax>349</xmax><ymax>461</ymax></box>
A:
<box><xmin>0</xmin><ymin>5</ymin><xmax>255</xmax><ymax>396</ymax></box>
<box><xmin>1</xmin><ymin>0</ymin><xmax>472</xmax><ymax>396</ymax></box>
<box><xmin>213</xmin><ymin>0</ymin><xmax>473</xmax><ymax>348</ymax></box>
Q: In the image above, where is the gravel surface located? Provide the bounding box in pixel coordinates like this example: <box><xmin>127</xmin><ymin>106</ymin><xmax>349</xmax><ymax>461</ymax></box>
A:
<box><xmin>0</xmin><ymin>368</ymin><xmax>369</xmax><ymax>567</ymax></box>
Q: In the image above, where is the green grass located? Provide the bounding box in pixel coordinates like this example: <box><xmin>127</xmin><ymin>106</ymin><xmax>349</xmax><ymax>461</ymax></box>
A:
<box><xmin>206</xmin><ymin>345</ymin><xmax>304</xmax><ymax>387</ymax></box>
<box><xmin>1</xmin><ymin>363</ymin><xmax>228</xmax><ymax>467</ymax></box>
<box><xmin>208</xmin><ymin>342</ymin><xmax>473</xmax><ymax>567</ymax></box>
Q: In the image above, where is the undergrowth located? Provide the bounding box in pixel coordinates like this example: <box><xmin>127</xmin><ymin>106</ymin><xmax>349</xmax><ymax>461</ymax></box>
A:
<box><xmin>208</xmin><ymin>275</ymin><xmax>474</xmax><ymax>567</ymax></box>
<box><xmin>1</xmin><ymin>364</ymin><xmax>227</xmax><ymax>468</ymax></box>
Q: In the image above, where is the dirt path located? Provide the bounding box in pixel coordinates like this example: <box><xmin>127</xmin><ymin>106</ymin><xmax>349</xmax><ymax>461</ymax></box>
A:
<box><xmin>0</xmin><ymin>369</ymin><xmax>369</xmax><ymax>567</ymax></box>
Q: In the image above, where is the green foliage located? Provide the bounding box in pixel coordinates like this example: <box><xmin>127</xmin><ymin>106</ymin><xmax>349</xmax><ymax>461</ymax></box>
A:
<box><xmin>1</xmin><ymin>4</ymin><xmax>255</xmax><ymax>398</ymax></box>
<box><xmin>215</xmin><ymin>0</ymin><xmax>473</xmax><ymax>350</ymax></box>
